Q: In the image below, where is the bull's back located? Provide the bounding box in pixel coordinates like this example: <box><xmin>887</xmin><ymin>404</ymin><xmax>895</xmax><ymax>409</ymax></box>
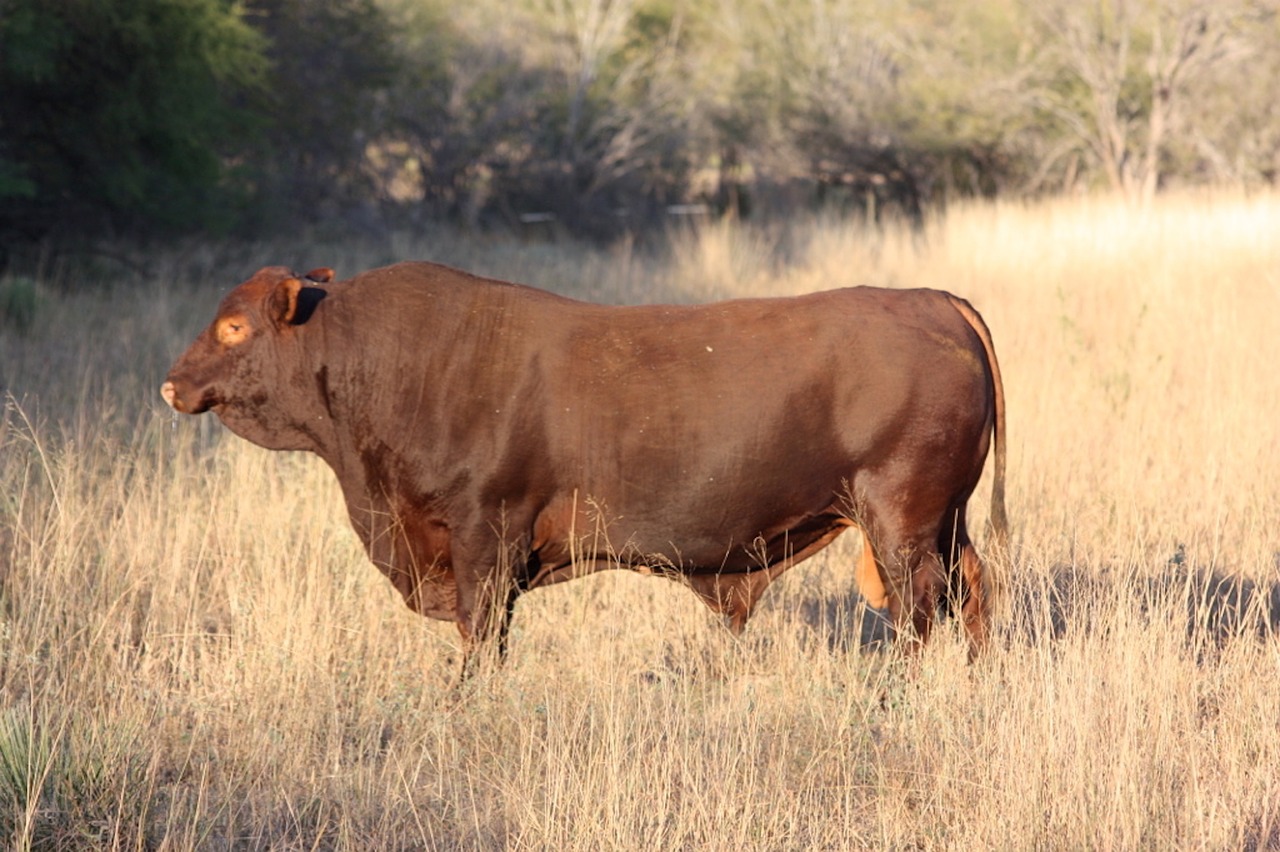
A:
<box><xmin>322</xmin><ymin>272</ymin><xmax>989</xmax><ymax>480</ymax></box>
<box><xmin>544</xmin><ymin>286</ymin><xmax>987</xmax><ymax>462</ymax></box>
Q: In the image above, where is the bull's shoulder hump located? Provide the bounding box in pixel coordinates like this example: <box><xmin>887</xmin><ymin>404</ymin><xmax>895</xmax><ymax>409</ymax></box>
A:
<box><xmin>343</xmin><ymin>261</ymin><xmax>579</xmax><ymax>306</ymax></box>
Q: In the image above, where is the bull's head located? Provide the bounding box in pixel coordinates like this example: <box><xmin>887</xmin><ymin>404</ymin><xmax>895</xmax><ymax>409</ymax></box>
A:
<box><xmin>161</xmin><ymin>266</ymin><xmax>333</xmax><ymax>450</ymax></box>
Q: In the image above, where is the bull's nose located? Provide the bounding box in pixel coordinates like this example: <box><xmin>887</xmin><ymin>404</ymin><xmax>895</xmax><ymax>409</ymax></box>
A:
<box><xmin>160</xmin><ymin>381</ymin><xmax>179</xmax><ymax>411</ymax></box>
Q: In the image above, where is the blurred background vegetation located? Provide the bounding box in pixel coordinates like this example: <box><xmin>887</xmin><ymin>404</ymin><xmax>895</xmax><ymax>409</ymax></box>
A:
<box><xmin>2</xmin><ymin>0</ymin><xmax>1278</xmax><ymax>253</ymax></box>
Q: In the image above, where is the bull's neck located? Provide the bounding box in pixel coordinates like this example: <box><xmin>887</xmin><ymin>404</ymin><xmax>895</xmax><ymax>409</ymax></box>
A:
<box><xmin>299</xmin><ymin>283</ymin><xmax>524</xmax><ymax>486</ymax></box>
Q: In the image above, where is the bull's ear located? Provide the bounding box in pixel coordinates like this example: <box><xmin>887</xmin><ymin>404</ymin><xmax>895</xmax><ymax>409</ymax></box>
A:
<box><xmin>269</xmin><ymin>277</ymin><xmax>304</xmax><ymax>327</ymax></box>
<box><xmin>304</xmin><ymin>267</ymin><xmax>334</xmax><ymax>283</ymax></box>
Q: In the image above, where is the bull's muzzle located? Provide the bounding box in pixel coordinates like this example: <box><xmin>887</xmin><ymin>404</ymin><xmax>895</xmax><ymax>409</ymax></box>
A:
<box><xmin>160</xmin><ymin>381</ymin><xmax>181</xmax><ymax>412</ymax></box>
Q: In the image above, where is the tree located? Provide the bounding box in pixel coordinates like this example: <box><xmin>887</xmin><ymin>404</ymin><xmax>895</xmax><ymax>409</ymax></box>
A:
<box><xmin>0</xmin><ymin>0</ymin><xmax>268</xmax><ymax>240</ymax></box>
<box><xmin>242</xmin><ymin>0</ymin><xmax>399</xmax><ymax>227</ymax></box>
<box><xmin>380</xmin><ymin>0</ymin><xmax>696</xmax><ymax>235</ymax></box>
<box><xmin>535</xmin><ymin>0</ymin><xmax>694</xmax><ymax>222</ymax></box>
<box><xmin>1165</xmin><ymin>2</ymin><xmax>1280</xmax><ymax>186</ymax></box>
<box><xmin>683</xmin><ymin>0</ymin><xmax>1029</xmax><ymax>219</ymax></box>
<box><xmin>1030</xmin><ymin>0</ymin><xmax>1241</xmax><ymax>203</ymax></box>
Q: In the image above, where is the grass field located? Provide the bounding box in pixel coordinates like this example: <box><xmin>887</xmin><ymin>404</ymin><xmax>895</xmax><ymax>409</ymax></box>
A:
<box><xmin>2</xmin><ymin>192</ymin><xmax>1279</xmax><ymax>849</ymax></box>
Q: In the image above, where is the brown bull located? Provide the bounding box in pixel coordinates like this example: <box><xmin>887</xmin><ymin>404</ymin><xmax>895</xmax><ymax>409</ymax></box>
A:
<box><xmin>161</xmin><ymin>261</ymin><xmax>1007</xmax><ymax>672</ymax></box>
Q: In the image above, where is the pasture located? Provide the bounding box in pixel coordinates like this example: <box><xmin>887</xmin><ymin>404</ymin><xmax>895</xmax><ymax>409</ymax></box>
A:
<box><xmin>1</xmin><ymin>193</ymin><xmax>1278</xmax><ymax>849</ymax></box>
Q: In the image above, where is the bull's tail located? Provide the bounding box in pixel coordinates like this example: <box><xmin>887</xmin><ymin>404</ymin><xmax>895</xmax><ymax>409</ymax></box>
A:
<box><xmin>946</xmin><ymin>294</ymin><xmax>1008</xmax><ymax>545</ymax></box>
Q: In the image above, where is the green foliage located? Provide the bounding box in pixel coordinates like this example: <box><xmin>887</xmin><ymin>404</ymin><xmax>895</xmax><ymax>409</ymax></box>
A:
<box><xmin>0</xmin><ymin>276</ymin><xmax>40</xmax><ymax>333</ymax></box>
<box><xmin>0</xmin><ymin>0</ymin><xmax>268</xmax><ymax>237</ymax></box>
<box><xmin>0</xmin><ymin>707</ymin><xmax>54</xmax><ymax>836</ymax></box>
<box><xmin>0</xmin><ymin>159</ymin><xmax>36</xmax><ymax>201</ymax></box>
<box><xmin>0</xmin><ymin>707</ymin><xmax>149</xmax><ymax>847</ymax></box>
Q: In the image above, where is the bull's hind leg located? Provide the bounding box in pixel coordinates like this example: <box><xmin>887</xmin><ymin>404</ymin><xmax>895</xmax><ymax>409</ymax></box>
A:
<box><xmin>958</xmin><ymin>544</ymin><xmax>988</xmax><ymax>656</ymax></box>
<box><xmin>857</xmin><ymin>483</ymin><xmax>962</xmax><ymax>652</ymax></box>
<box><xmin>901</xmin><ymin>546</ymin><xmax>949</xmax><ymax>649</ymax></box>
<box><xmin>864</xmin><ymin>522</ymin><xmax>949</xmax><ymax>651</ymax></box>
<box><xmin>937</xmin><ymin>506</ymin><xmax>989</xmax><ymax>657</ymax></box>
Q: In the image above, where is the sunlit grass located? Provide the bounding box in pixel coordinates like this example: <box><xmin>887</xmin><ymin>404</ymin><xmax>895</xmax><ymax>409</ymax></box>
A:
<box><xmin>2</xmin><ymin>191</ymin><xmax>1279</xmax><ymax>848</ymax></box>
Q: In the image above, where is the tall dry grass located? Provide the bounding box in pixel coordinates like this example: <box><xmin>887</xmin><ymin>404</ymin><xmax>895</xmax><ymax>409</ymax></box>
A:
<box><xmin>1</xmin><ymin>192</ymin><xmax>1279</xmax><ymax>849</ymax></box>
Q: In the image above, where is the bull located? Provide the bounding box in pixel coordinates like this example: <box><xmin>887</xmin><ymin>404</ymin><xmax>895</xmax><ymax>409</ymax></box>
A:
<box><xmin>161</xmin><ymin>261</ymin><xmax>1007</xmax><ymax>673</ymax></box>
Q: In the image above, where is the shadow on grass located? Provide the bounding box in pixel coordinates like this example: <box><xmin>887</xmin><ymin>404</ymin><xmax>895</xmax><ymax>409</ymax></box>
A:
<box><xmin>796</xmin><ymin>594</ymin><xmax>895</xmax><ymax>654</ymax></box>
<box><xmin>791</xmin><ymin>554</ymin><xmax>1280</xmax><ymax>656</ymax></box>
<box><xmin>1006</xmin><ymin>559</ymin><xmax>1280</xmax><ymax>650</ymax></box>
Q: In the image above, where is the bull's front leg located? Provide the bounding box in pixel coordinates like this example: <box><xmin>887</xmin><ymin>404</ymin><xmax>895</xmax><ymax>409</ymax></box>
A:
<box><xmin>454</xmin><ymin>577</ymin><xmax>520</xmax><ymax>681</ymax></box>
<box><xmin>451</xmin><ymin>523</ymin><xmax>528</xmax><ymax>681</ymax></box>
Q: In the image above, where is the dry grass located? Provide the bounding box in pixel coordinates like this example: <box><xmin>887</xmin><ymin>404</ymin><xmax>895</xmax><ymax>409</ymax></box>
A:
<box><xmin>2</xmin><ymin>192</ymin><xmax>1279</xmax><ymax>849</ymax></box>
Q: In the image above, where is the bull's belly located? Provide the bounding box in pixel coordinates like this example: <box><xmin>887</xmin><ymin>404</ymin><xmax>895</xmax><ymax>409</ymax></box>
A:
<box><xmin>640</xmin><ymin>512</ymin><xmax>847</xmax><ymax>574</ymax></box>
<box><xmin>528</xmin><ymin>505</ymin><xmax>848</xmax><ymax>584</ymax></box>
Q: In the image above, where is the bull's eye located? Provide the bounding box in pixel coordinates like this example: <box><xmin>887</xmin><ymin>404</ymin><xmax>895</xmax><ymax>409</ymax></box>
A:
<box><xmin>215</xmin><ymin>314</ymin><xmax>252</xmax><ymax>346</ymax></box>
